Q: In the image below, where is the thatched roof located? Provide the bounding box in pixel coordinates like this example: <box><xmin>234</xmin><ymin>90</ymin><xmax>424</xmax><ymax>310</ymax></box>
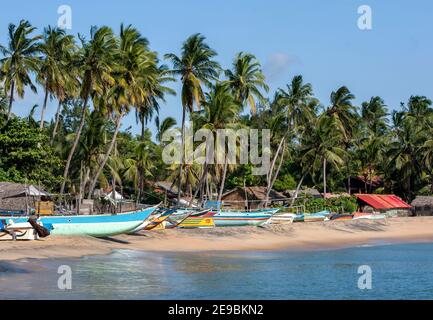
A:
<box><xmin>411</xmin><ymin>196</ymin><xmax>433</xmax><ymax>207</ymax></box>
<box><xmin>154</xmin><ymin>181</ymin><xmax>180</xmax><ymax>196</ymax></box>
<box><xmin>222</xmin><ymin>186</ymin><xmax>285</xmax><ymax>201</ymax></box>
<box><xmin>285</xmin><ymin>188</ymin><xmax>322</xmax><ymax>199</ymax></box>
<box><xmin>0</xmin><ymin>182</ymin><xmax>50</xmax><ymax>211</ymax></box>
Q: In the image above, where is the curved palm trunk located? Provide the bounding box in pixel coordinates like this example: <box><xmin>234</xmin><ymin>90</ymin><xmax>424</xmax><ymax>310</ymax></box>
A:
<box><xmin>323</xmin><ymin>158</ymin><xmax>327</xmax><ymax>196</ymax></box>
<box><xmin>290</xmin><ymin>170</ymin><xmax>309</xmax><ymax>207</ymax></box>
<box><xmin>264</xmin><ymin>137</ymin><xmax>286</xmax><ymax>207</ymax></box>
<box><xmin>60</xmin><ymin>95</ymin><xmax>90</xmax><ymax>194</ymax></box>
<box><xmin>51</xmin><ymin>100</ymin><xmax>63</xmax><ymax>144</ymax></box>
<box><xmin>87</xmin><ymin>112</ymin><xmax>124</xmax><ymax>199</ymax></box>
<box><xmin>265</xmin><ymin>144</ymin><xmax>286</xmax><ymax>208</ymax></box>
<box><xmin>190</xmin><ymin>163</ymin><xmax>209</xmax><ymax>207</ymax></box>
<box><xmin>217</xmin><ymin>154</ymin><xmax>228</xmax><ymax>203</ymax></box>
<box><xmin>177</xmin><ymin>106</ymin><xmax>186</xmax><ymax>204</ymax></box>
<box><xmin>39</xmin><ymin>85</ymin><xmax>49</xmax><ymax>130</ymax></box>
<box><xmin>6</xmin><ymin>81</ymin><xmax>15</xmax><ymax>121</ymax></box>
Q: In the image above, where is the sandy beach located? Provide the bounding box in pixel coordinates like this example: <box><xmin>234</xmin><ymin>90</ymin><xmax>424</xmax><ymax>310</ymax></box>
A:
<box><xmin>2</xmin><ymin>216</ymin><xmax>433</xmax><ymax>261</ymax></box>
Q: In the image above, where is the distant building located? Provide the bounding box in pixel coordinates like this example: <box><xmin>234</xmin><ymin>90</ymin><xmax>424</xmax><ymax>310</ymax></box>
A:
<box><xmin>221</xmin><ymin>186</ymin><xmax>287</xmax><ymax>209</ymax></box>
<box><xmin>154</xmin><ymin>181</ymin><xmax>181</xmax><ymax>197</ymax></box>
<box><xmin>0</xmin><ymin>182</ymin><xmax>52</xmax><ymax>214</ymax></box>
<box><xmin>411</xmin><ymin>196</ymin><xmax>433</xmax><ymax>216</ymax></box>
<box><xmin>355</xmin><ymin>194</ymin><xmax>412</xmax><ymax>217</ymax></box>
<box><xmin>284</xmin><ymin>188</ymin><xmax>322</xmax><ymax>199</ymax></box>
<box><xmin>349</xmin><ymin>176</ymin><xmax>383</xmax><ymax>194</ymax></box>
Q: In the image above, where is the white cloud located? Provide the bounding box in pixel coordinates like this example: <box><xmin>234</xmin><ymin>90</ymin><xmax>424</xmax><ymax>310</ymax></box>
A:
<box><xmin>263</xmin><ymin>52</ymin><xmax>300</xmax><ymax>83</ymax></box>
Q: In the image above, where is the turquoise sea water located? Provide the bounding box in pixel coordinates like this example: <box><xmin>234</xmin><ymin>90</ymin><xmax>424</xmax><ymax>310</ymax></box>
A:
<box><xmin>1</xmin><ymin>242</ymin><xmax>433</xmax><ymax>299</ymax></box>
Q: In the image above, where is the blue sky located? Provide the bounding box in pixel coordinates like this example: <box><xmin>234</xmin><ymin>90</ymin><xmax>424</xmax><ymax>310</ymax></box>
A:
<box><xmin>1</xmin><ymin>0</ymin><xmax>433</xmax><ymax>138</ymax></box>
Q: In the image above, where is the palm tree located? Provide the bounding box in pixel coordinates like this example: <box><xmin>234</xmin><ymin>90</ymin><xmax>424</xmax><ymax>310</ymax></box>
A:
<box><xmin>60</xmin><ymin>26</ymin><xmax>117</xmax><ymax>194</ymax></box>
<box><xmin>224</xmin><ymin>52</ymin><xmax>268</xmax><ymax>114</ymax></box>
<box><xmin>124</xmin><ymin>138</ymin><xmax>155</xmax><ymax>201</ymax></box>
<box><xmin>301</xmin><ymin>114</ymin><xmax>347</xmax><ymax>196</ymax></box>
<box><xmin>192</xmin><ymin>84</ymin><xmax>241</xmax><ymax>204</ymax></box>
<box><xmin>155</xmin><ymin>115</ymin><xmax>177</xmax><ymax>142</ymax></box>
<box><xmin>0</xmin><ymin>20</ymin><xmax>41</xmax><ymax>120</ymax></box>
<box><xmin>361</xmin><ymin>96</ymin><xmax>389</xmax><ymax>136</ymax></box>
<box><xmin>264</xmin><ymin>75</ymin><xmax>315</xmax><ymax>205</ymax></box>
<box><xmin>164</xmin><ymin>33</ymin><xmax>220</xmax><ymax>203</ymax></box>
<box><xmin>37</xmin><ymin>26</ymin><xmax>76</xmax><ymax>130</ymax></box>
<box><xmin>0</xmin><ymin>85</ymin><xmax>8</xmax><ymax>115</ymax></box>
<box><xmin>327</xmin><ymin>86</ymin><xmax>356</xmax><ymax>193</ymax></box>
<box><xmin>87</xmin><ymin>24</ymin><xmax>154</xmax><ymax>199</ymax></box>
<box><xmin>135</xmin><ymin>64</ymin><xmax>175</xmax><ymax>140</ymax></box>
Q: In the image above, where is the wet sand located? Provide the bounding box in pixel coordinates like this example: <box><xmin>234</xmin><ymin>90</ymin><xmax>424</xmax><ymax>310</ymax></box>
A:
<box><xmin>2</xmin><ymin>216</ymin><xmax>433</xmax><ymax>261</ymax></box>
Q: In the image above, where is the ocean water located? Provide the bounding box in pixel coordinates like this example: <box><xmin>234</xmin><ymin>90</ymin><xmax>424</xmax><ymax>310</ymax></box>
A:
<box><xmin>1</xmin><ymin>242</ymin><xmax>433</xmax><ymax>299</ymax></box>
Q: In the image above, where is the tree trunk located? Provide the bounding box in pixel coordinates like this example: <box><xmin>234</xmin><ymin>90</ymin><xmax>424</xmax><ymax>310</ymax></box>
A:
<box><xmin>87</xmin><ymin>112</ymin><xmax>124</xmax><ymax>199</ymax></box>
<box><xmin>60</xmin><ymin>95</ymin><xmax>90</xmax><ymax>194</ymax></box>
<box><xmin>323</xmin><ymin>158</ymin><xmax>327</xmax><ymax>196</ymax></box>
<box><xmin>6</xmin><ymin>81</ymin><xmax>15</xmax><ymax>121</ymax></box>
<box><xmin>290</xmin><ymin>170</ymin><xmax>309</xmax><ymax>207</ymax></box>
<box><xmin>430</xmin><ymin>171</ymin><xmax>433</xmax><ymax>194</ymax></box>
<box><xmin>264</xmin><ymin>138</ymin><xmax>286</xmax><ymax>207</ymax></box>
<box><xmin>39</xmin><ymin>85</ymin><xmax>49</xmax><ymax>130</ymax></box>
<box><xmin>190</xmin><ymin>163</ymin><xmax>207</xmax><ymax>207</ymax></box>
<box><xmin>217</xmin><ymin>154</ymin><xmax>229</xmax><ymax>203</ymax></box>
<box><xmin>51</xmin><ymin>100</ymin><xmax>63</xmax><ymax>144</ymax></box>
<box><xmin>177</xmin><ymin>106</ymin><xmax>186</xmax><ymax>204</ymax></box>
<box><xmin>266</xmin><ymin>136</ymin><xmax>286</xmax><ymax>190</ymax></box>
<box><xmin>347</xmin><ymin>162</ymin><xmax>351</xmax><ymax>195</ymax></box>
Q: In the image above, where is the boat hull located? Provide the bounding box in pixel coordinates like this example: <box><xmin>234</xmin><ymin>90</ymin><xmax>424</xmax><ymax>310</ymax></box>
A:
<box><xmin>0</xmin><ymin>222</ymin><xmax>37</xmax><ymax>241</ymax></box>
<box><xmin>207</xmin><ymin>209</ymin><xmax>277</xmax><ymax>227</ymax></box>
<box><xmin>2</xmin><ymin>206</ymin><xmax>157</xmax><ymax>237</ymax></box>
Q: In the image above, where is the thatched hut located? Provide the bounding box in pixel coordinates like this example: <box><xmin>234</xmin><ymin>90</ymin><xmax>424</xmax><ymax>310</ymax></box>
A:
<box><xmin>221</xmin><ymin>186</ymin><xmax>287</xmax><ymax>209</ymax></box>
<box><xmin>0</xmin><ymin>182</ymin><xmax>51</xmax><ymax>213</ymax></box>
<box><xmin>411</xmin><ymin>196</ymin><xmax>433</xmax><ymax>216</ymax></box>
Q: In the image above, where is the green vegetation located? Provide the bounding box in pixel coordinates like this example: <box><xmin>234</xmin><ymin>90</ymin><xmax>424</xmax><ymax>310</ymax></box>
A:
<box><xmin>1</xmin><ymin>20</ymin><xmax>433</xmax><ymax>204</ymax></box>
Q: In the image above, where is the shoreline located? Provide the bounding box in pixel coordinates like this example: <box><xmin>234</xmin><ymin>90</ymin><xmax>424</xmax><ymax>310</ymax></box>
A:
<box><xmin>2</xmin><ymin>216</ymin><xmax>433</xmax><ymax>261</ymax></box>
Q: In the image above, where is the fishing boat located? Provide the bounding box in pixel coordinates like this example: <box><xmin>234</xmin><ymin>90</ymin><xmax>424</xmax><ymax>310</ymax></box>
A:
<box><xmin>1</xmin><ymin>205</ymin><xmax>158</xmax><ymax>237</ymax></box>
<box><xmin>206</xmin><ymin>208</ymin><xmax>278</xmax><ymax>227</ymax></box>
<box><xmin>0</xmin><ymin>220</ymin><xmax>37</xmax><ymax>240</ymax></box>
<box><xmin>267</xmin><ymin>212</ymin><xmax>296</xmax><ymax>224</ymax></box>
<box><xmin>293</xmin><ymin>210</ymin><xmax>330</xmax><ymax>222</ymax></box>
<box><xmin>164</xmin><ymin>209</ymin><xmax>209</xmax><ymax>228</ymax></box>
<box><xmin>143</xmin><ymin>208</ymin><xmax>177</xmax><ymax>231</ymax></box>
<box><xmin>329</xmin><ymin>214</ymin><xmax>354</xmax><ymax>221</ymax></box>
<box><xmin>353</xmin><ymin>212</ymin><xmax>386</xmax><ymax>220</ymax></box>
<box><xmin>178</xmin><ymin>216</ymin><xmax>215</xmax><ymax>228</ymax></box>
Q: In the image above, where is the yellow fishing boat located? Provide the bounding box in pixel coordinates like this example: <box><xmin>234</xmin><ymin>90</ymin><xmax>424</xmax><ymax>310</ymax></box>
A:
<box><xmin>144</xmin><ymin>213</ymin><xmax>173</xmax><ymax>231</ymax></box>
<box><xmin>178</xmin><ymin>217</ymin><xmax>215</xmax><ymax>229</ymax></box>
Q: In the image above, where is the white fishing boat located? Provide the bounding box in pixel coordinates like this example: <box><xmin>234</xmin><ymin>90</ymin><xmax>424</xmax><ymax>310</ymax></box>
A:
<box><xmin>0</xmin><ymin>220</ymin><xmax>38</xmax><ymax>240</ymax></box>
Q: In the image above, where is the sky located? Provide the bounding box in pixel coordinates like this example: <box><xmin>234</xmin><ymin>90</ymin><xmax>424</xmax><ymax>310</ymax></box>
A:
<box><xmin>1</xmin><ymin>0</ymin><xmax>433</xmax><ymax>139</ymax></box>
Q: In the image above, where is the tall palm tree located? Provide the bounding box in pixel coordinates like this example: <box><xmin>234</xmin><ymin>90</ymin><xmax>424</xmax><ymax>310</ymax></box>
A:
<box><xmin>264</xmin><ymin>75</ymin><xmax>315</xmax><ymax>205</ymax></box>
<box><xmin>0</xmin><ymin>20</ymin><xmax>41</xmax><ymax>120</ymax></box>
<box><xmin>164</xmin><ymin>33</ymin><xmax>220</xmax><ymax>203</ymax></box>
<box><xmin>327</xmin><ymin>86</ymin><xmax>356</xmax><ymax>193</ymax></box>
<box><xmin>192</xmin><ymin>84</ymin><xmax>241</xmax><ymax>204</ymax></box>
<box><xmin>60</xmin><ymin>26</ymin><xmax>117</xmax><ymax>194</ymax></box>
<box><xmin>301</xmin><ymin>114</ymin><xmax>347</xmax><ymax>196</ymax></box>
<box><xmin>224</xmin><ymin>52</ymin><xmax>268</xmax><ymax>114</ymax></box>
<box><xmin>87</xmin><ymin>24</ymin><xmax>154</xmax><ymax>199</ymax></box>
<box><xmin>37</xmin><ymin>26</ymin><xmax>76</xmax><ymax>130</ymax></box>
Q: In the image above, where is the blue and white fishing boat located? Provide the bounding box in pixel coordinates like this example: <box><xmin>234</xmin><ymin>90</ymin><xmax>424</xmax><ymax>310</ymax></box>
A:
<box><xmin>293</xmin><ymin>210</ymin><xmax>330</xmax><ymax>222</ymax></box>
<box><xmin>207</xmin><ymin>208</ymin><xmax>279</xmax><ymax>227</ymax></box>
<box><xmin>1</xmin><ymin>205</ymin><xmax>158</xmax><ymax>237</ymax></box>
